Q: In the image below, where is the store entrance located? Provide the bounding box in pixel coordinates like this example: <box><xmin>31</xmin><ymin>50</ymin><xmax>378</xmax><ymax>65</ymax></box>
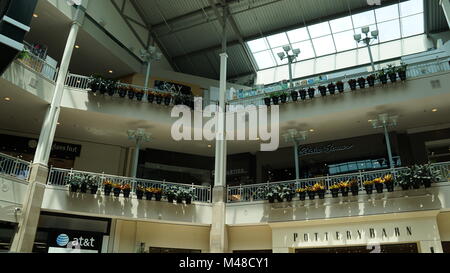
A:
<box><xmin>295</xmin><ymin>243</ymin><xmax>419</xmax><ymax>253</ymax></box>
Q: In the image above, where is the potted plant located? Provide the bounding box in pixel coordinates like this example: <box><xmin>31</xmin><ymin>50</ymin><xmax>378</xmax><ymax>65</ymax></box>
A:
<box><xmin>373</xmin><ymin>178</ymin><xmax>384</xmax><ymax>193</ymax></box>
<box><xmin>348</xmin><ymin>79</ymin><xmax>357</xmax><ymax>91</ymax></box>
<box><xmin>136</xmin><ymin>186</ymin><xmax>145</xmax><ymax>200</ymax></box>
<box><xmin>387</xmin><ymin>65</ymin><xmax>397</xmax><ymax>83</ymax></box>
<box><xmin>263</xmin><ymin>96</ymin><xmax>271</xmax><ymax>107</ymax></box>
<box><xmin>153</xmin><ymin>188</ymin><xmax>163</xmax><ymax>201</ymax></box>
<box><xmin>296</xmin><ymin>188</ymin><xmax>307</xmax><ymax>201</ymax></box>
<box><xmin>339</xmin><ymin>181</ymin><xmax>350</xmax><ymax>197</ymax></box>
<box><xmin>318</xmin><ymin>85</ymin><xmax>327</xmax><ymax>97</ymax></box>
<box><xmin>103</xmin><ymin>180</ymin><xmax>113</xmax><ymax>196</ymax></box>
<box><xmin>266</xmin><ymin>188</ymin><xmax>277</xmax><ymax>203</ymax></box>
<box><xmin>336</xmin><ymin>81</ymin><xmax>344</xmax><ymax>93</ymax></box>
<box><xmin>329</xmin><ymin>184</ymin><xmax>340</xmax><ymax>198</ymax></box>
<box><xmin>112</xmin><ymin>184</ymin><xmax>122</xmax><ymax>197</ymax></box>
<box><xmin>135</xmin><ymin>89</ymin><xmax>144</xmax><ymax>101</ymax></box>
<box><xmin>398</xmin><ymin>169</ymin><xmax>412</xmax><ymax>191</ymax></box>
<box><xmin>414</xmin><ymin>164</ymin><xmax>442</xmax><ymax>188</ymax></box>
<box><xmin>279</xmin><ymin>92</ymin><xmax>288</xmax><ymax>104</ymax></box>
<box><xmin>397</xmin><ymin>62</ymin><xmax>407</xmax><ymax>81</ymax></box>
<box><xmin>279</xmin><ymin>186</ymin><xmax>294</xmax><ymax>202</ymax></box>
<box><xmin>363</xmin><ymin>180</ymin><xmax>374</xmax><ymax>194</ymax></box>
<box><xmin>128</xmin><ymin>86</ymin><xmax>136</xmax><ymax>100</ymax></box>
<box><xmin>99</xmin><ymin>79</ymin><xmax>108</xmax><ymax>94</ymax></box>
<box><xmin>307</xmin><ymin>88</ymin><xmax>315</xmax><ymax>99</ymax></box>
<box><xmin>384</xmin><ymin>174</ymin><xmax>394</xmax><ymax>192</ymax></box>
<box><xmin>89</xmin><ymin>76</ymin><xmax>102</xmax><ymax>93</ymax></box>
<box><xmin>147</xmin><ymin>91</ymin><xmax>155</xmax><ymax>103</ymax></box>
<box><xmin>86</xmin><ymin>175</ymin><xmax>99</xmax><ymax>194</ymax></box>
<box><xmin>106</xmin><ymin>80</ymin><xmax>116</xmax><ymax>96</ymax></box>
<box><xmin>357</xmin><ymin>77</ymin><xmax>366</xmax><ymax>89</ymax></box>
<box><xmin>314</xmin><ymin>183</ymin><xmax>326</xmax><ymax>199</ymax></box>
<box><xmin>145</xmin><ymin>187</ymin><xmax>153</xmax><ymax>200</ymax></box>
<box><xmin>65</xmin><ymin>175</ymin><xmax>82</xmax><ymax>193</ymax></box>
<box><xmin>122</xmin><ymin>184</ymin><xmax>131</xmax><ymax>198</ymax></box>
<box><xmin>118</xmin><ymin>86</ymin><xmax>127</xmax><ymax>98</ymax></box>
<box><xmin>299</xmin><ymin>89</ymin><xmax>307</xmax><ymax>100</ymax></box>
<box><xmin>174</xmin><ymin>95</ymin><xmax>183</xmax><ymax>105</ymax></box>
<box><xmin>165</xmin><ymin>186</ymin><xmax>177</xmax><ymax>203</ymax></box>
<box><xmin>163</xmin><ymin>93</ymin><xmax>172</xmax><ymax>106</ymax></box>
<box><xmin>155</xmin><ymin>93</ymin><xmax>163</xmax><ymax>104</ymax></box>
<box><xmin>378</xmin><ymin>69</ymin><xmax>388</xmax><ymax>85</ymax></box>
<box><xmin>367</xmin><ymin>75</ymin><xmax>376</xmax><ymax>87</ymax></box>
<box><xmin>79</xmin><ymin>177</ymin><xmax>88</xmax><ymax>193</ymax></box>
<box><xmin>349</xmin><ymin>179</ymin><xmax>359</xmax><ymax>196</ymax></box>
<box><xmin>271</xmin><ymin>92</ymin><xmax>280</xmax><ymax>105</ymax></box>
<box><xmin>290</xmin><ymin>90</ymin><xmax>299</xmax><ymax>101</ymax></box>
<box><xmin>306</xmin><ymin>186</ymin><xmax>316</xmax><ymax>200</ymax></box>
<box><xmin>327</xmin><ymin>83</ymin><xmax>336</xmax><ymax>95</ymax></box>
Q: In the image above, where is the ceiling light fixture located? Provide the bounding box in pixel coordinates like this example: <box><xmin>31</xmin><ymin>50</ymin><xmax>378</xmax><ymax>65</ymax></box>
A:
<box><xmin>75</xmin><ymin>45</ymin><xmax>80</xmax><ymax>49</ymax></box>
<box><xmin>309</xmin><ymin>129</ymin><xmax>315</xmax><ymax>132</ymax></box>
<box><xmin>207</xmin><ymin>144</ymin><xmax>212</xmax><ymax>148</ymax></box>
<box><xmin>4</xmin><ymin>97</ymin><xmax>11</xmax><ymax>101</ymax></box>
<box><xmin>432</xmin><ymin>108</ymin><xmax>438</xmax><ymax>112</ymax></box>
<box><xmin>33</xmin><ymin>14</ymin><xmax>38</xmax><ymax>18</ymax></box>
<box><xmin>108</xmin><ymin>70</ymin><xmax>113</xmax><ymax>74</ymax></box>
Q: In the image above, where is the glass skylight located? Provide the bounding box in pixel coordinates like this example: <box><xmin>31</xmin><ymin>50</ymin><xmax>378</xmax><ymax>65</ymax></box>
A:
<box><xmin>246</xmin><ymin>0</ymin><xmax>425</xmax><ymax>71</ymax></box>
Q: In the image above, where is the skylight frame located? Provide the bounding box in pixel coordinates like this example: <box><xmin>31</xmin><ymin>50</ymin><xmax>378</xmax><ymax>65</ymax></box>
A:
<box><xmin>246</xmin><ymin>0</ymin><xmax>425</xmax><ymax>71</ymax></box>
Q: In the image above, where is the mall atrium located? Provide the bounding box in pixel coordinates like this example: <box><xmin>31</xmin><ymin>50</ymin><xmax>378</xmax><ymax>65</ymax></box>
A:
<box><xmin>1</xmin><ymin>0</ymin><xmax>450</xmax><ymax>253</ymax></box>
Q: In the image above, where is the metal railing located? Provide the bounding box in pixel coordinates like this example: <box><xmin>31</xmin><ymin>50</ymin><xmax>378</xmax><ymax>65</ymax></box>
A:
<box><xmin>227</xmin><ymin>162</ymin><xmax>450</xmax><ymax>203</ymax></box>
<box><xmin>227</xmin><ymin>57</ymin><xmax>450</xmax><ymax>108</ymax></box>
<box><xmin>17</xmin><ymin>42</ymin><xmax>58</xmax><ymax>82</ymax></box>
<box><xmin>65</xmin><ymin>73</ymin><xmax>174</xmax><ymax>96</ymax></box>
<box><xmin>47</xmin><ymin>167</ymin><xmax>212</xmax><ymax>203</ymax></box>
<box><xmin>0</xmin><ymin>152</ymin><xmax>31</xmax><ymax>181</ymax></box>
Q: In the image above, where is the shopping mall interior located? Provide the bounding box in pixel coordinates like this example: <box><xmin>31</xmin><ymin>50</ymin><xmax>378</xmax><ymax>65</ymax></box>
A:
<box><xmin>1</xmin><ymin>0</ymin><xmax>450</xmax><ymax>254</ymax></box>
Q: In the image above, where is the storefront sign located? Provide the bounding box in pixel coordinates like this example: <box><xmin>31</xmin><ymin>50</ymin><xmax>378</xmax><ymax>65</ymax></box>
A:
<box><xmin>298</xmin><ymin>144</ymin><xmax>354</xmax><ymax>157</ymax></box>
<box><xmin>48</xmin><ymin>230</ymin><xmax>103</xmax><ymax>253</ymax></box>
<box><xmin>154</xmin><ymin>80</ymin><xmax>192</xmax><ymax>95</ymax></box>
<box><xmin>293</xmin><ymin>226</ymin><xmax>412</xmax><ymax>243</ymax></box>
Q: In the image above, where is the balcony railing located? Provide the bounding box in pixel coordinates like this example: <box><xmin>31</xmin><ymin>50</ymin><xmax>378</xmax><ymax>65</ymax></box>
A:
<box><xmin>227</xmin><ymin>57</ymin><xmax>450</xmax><ymax>108</ymax></box>
<box><xmin>16</xmin><ymin>42</ymin><xmax>58</xmax><ymax>82</ymax></box>
<box><xmin>0</xmin><ymin>152</ymin><xmax>31</xmax><ymax>181</ymax></box>
<box><xmin>227</xmin><ymin>162</ymin><xmax>450</xmax><ymax>203</ymax></box>
<box><xmin>47</xmin><ymin>167</ymin><xmax>212</xmax><ymax>203</ymax></box>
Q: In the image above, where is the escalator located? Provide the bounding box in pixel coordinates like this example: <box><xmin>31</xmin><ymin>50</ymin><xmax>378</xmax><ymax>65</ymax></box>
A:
<box><xmin>0</xmin><ymin>0</ymin><xmax>38</xmax><ymax>75</ymax></box>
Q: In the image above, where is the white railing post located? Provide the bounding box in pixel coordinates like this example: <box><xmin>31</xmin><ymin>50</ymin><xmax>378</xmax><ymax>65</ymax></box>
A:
<box><xmin>47</xmin><ymin>165</ymin><xmax>53</xmax><ymax>185</ymax></box>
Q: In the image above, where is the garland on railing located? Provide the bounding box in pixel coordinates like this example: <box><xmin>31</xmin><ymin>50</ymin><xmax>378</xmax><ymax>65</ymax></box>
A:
<box><xmin>87</xmin><ymin>76</ymin><xmax>194</xmax><ymax>109</ymax></box>
<box><xmin>263</xmin><ymin>63</ymin><xmax>408</xmax><ymax>107</ymax></box>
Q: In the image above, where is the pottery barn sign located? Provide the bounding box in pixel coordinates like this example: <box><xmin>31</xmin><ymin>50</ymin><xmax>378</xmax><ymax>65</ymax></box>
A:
<box><xmin>293</xmin><ymin>226</ymin><xmax>412</xmax><ymax>243</ymax></box>
<box><xmin>298</xmin><ymin>144</ymin><xmax>354</xmax><ymax>157</ymax></box>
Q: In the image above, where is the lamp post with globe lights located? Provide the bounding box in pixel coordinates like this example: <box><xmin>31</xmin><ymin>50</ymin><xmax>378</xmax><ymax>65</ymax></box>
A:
<box><xmin>369</xmin><ymin>114</ymin><xmax>399</xmax><ymax>170</ymax></box>
<box><xmin>282</xmin><ymin>129</ymin><xmax>308</xmax><ymax>181</ymax></box>
<box><xmin>354</xmin><ymin>27</ymin><xmax>379</xmax><ymax>72</ymax></box>
<box><xmin>140</xmin><ymin>46</ymin><xmax>162</xmax><ymax>93</ymax></box>
<box><xmin>277</xmin><ymin>45</ymin><xmax>301</xmax><ymax>89</ymax></box>
<box><xmin>128</xmin><ymin>129</ymin><xmax>151</xmax><ymax>178</ymax></box>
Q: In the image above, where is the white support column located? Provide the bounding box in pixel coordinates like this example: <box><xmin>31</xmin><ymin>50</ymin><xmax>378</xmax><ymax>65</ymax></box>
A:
<box><xmin>293</xmin><ymin>140</ymin><xmax>300</xmax><ymax>180</ymax></box>
<box><xmin>10</xmin><ymin>4</ymin><xmax>84</xmax><ymax>253</ymax></box>
<box><xmin>441</xmin><ymin>0</ymin><xmax>450</xmax><ymax>29</ymax></box>
<box><xmin>210</xmin><ymin>6</ymin><xmax>229</xmax><ymax>253</ymax></box>
<box><xmin>130</xmin><ymin>140</ymin><xmax>141</xmax><ymax>178</ymax></box>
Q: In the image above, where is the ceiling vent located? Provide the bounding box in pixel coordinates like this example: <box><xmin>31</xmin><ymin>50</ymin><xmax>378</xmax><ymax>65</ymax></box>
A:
<box><xmin>431</xmin><ymin>80</ymin><xmax>441</xmax><ymax>89</ymax></box>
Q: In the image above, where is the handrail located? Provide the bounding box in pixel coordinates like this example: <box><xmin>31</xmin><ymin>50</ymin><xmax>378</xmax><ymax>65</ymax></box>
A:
<box><xmin>47</xmin><ymin>167</ymin><xmax>212</xmax><ymax>203</ymax></box>
<box><xmin>227</xmin><ymin>162</ymin><xmax>450</xmax><ymax>203</ymax></box>
<box><xmin>227</xmin><ymin>57</ymin><xmax>450</xmax><ymax>107</ymax></box>
<box><xmin>0</xmin><ymin>152</ymin><xmax>32</xmax><ymax>181</ymax></box>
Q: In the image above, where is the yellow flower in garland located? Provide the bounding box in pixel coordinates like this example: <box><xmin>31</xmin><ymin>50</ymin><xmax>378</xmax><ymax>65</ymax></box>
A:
<box><xmin>384</xmin><ymin>174</ymin><xmax>393</xmax><ymax>183</ymax></box>
<box><xmin>296</xmin><ymin>188</ymin><xmax>307</xmax><ymax>193</ymax></box>
<box><xmin>339</xmin><ymin>181</ymin><xmax>350</xmax><ymax>188</ymax></box>
<box><xmin>363</xmin><ymin>180</ymin><xmax>374</xmax><ymax>186</ymax></box>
